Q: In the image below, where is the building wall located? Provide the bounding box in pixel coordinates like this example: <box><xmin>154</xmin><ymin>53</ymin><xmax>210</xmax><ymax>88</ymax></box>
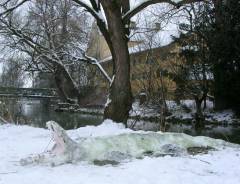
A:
<box><xmin>89</xmin><ymin>40</ymin><xmax>185</xmax><ymax>100</ymax></box>
<box><xmin>129</xmin><ymin>43</ymin><xmax>180</xmax><ymax>97</ymax></box>
<box><xmin>85</xmin><ymin>22</ymin><xmax>196</xmax><ymax>100</ymax></box>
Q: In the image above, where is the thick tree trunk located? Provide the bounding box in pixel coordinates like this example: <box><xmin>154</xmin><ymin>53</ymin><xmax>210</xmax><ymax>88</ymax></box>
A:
<box><xmin>101</xmin><ymin>1</ymin><xmax>133</xmax><ymax>124</ymax></box>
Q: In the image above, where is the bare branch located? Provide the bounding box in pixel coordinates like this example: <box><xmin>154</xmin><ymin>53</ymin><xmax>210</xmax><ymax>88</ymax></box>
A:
<box><xmin>0</xmin><ymin>0</ymin><xmax>29</xmax><ymax>17</ymax></box>
<box><xmin>71</xmin><ymin>0</ymin><xmax>103</xmax><ymax>23</ymax></box>
<box><xmin>71</xmin><ymin>0</ymin><xmax>113</xmax><ymax>57</ymax></box>
<box><xmin>123</xmin><ymin>0</ymin><xmax>205</xmax><ymax>23</ymax></box>
<box><xmin>89</xmin><ymin>0</ymin><xmax>100</xmax><ymax>11</ymax></box>
<box><xmin>80</xmin><ymin>54</ymin><xmax>112</xmax><ymax>84</ymax></box>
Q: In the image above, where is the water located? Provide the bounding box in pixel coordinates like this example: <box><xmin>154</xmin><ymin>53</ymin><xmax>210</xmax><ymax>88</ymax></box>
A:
<box><xmin>1</xmin><ymin>98</ymin><xmax>240</xmax><ymax>144</ymax></box>
<box><xmin>0</xmin><ymin>98</ymin><xmax>103</xmax><ymax>129</ymax></box>
<box><xmin>129</xmin><ymin>120</ymin><xmax>240</xmax><ymax>144</ymax></box>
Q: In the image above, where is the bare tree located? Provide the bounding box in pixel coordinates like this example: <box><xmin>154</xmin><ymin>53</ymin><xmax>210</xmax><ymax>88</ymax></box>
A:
<box><xmin>0</xmin><ymin>0</ymin><xmax>93</xmax><ymax>103</ymax></box>
<box><xmin>0</xmin><ymin>0</ymin><xmax>203</xmax><ymax>123</ymax></box>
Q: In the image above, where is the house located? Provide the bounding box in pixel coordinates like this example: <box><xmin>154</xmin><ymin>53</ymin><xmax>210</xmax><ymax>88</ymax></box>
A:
<box><xmin>86</xmin><ymin>22</ymin><xmax>206</xmax><ymax>102</ymax></box>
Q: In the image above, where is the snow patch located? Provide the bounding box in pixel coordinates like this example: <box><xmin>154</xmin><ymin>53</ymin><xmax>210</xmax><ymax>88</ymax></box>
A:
<box><xmin>69</xmin><ymin>119</ymin><xmax>132</xmax><ymax>138</ymax></box>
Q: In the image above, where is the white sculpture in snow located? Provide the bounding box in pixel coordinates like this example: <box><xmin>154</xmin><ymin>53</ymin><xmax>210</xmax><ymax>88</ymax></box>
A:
<box><xmin>20</xmin><ymin>121</ymin><xmax>238</xmax><ymax>166</ymax></box>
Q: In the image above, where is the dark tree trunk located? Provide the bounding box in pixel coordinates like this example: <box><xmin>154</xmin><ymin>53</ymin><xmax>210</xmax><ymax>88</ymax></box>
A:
<box><xmin>194</xmin><ymin>96</ymin><xmax>205</xmax><ymax>134</ymax></box>
<box><xmin>194</xmin><ymin>96</ymin><xmax>205</xmax><ymax>127</ymax></box>
<box><xmin>203</xmin><ymin>97</ymin><xmax>207</xmax><ymax>110</ymax></box>
<box><xmin>195</xmin><ymin>98</ymin><xmax>203</xmax><ymax>118</ymax></box>
<box><xmin>54</xmin><ymin>63</ymin><xmax>81</xmax><ymax>104</ymax></box>
<box><xmin>101</xmin><ymin>1</ymin><xmax>133</xmax><ymax>124</ymax></box>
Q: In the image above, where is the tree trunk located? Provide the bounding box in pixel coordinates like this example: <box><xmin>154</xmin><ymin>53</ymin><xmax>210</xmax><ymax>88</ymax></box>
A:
<box><xmin>101</xmin><ymin>1</ymin><xmax>133</xmax><ymax>124</ymax></box>
<box><xmin>194</xmin><ymin>96</ymin><xmax>204</xmax><ymax>126</ymax></box>
<box><xmin>54</xmin><ymin>63</ymin><xmax>81</xmax><ymax>104</ymax></box>
<box><xmin>195</xmin><ymin>98</ymin><xmax>203</xmax><ymax>117</ymax></box>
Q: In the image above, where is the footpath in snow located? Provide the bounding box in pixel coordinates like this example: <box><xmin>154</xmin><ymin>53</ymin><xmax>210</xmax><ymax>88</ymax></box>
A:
<box><xmin>0</xmin><ymin>121</ymin><xmax>240</xmax><ymax>184</ymax></box>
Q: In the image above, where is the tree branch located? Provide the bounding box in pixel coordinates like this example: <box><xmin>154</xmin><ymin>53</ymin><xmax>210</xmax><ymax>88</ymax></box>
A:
<box><xmin>71</xmin><ymin>0</ymin><xmax>103</xmax><ymax>23</ymax></box>
<box><xmin>123</xmin><ymin>0</ymin><xmax>204</xmax><ymax>23</ymax></box>
<box><xmin>89</xmin><ymin>0</ymin><xmax>100</xmax><ymax>11</ymax></box>
<box><xmin>0</xmin><ymin>0</ymin><xmax>29</xmax><ymax>17</ymax></box>
<box><xmin>71</xmin><ymin>0</ymin><xmax>113</xmax><ymax>59</ymax></box>
<box><xmin>80</xmin><ymin>54</ymin><xmax>112</xmax><ymax>84</ymax></box>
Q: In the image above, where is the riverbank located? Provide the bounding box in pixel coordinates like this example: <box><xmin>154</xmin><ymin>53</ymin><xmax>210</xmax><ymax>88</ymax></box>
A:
<box><xmin>55</xmin><ymin>100</ymin><xmax>240</xmax><ymax>126</ymax></box>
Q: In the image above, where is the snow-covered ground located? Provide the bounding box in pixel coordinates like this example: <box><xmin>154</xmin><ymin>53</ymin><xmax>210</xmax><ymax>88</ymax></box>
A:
<box><xmin>131</xmin><ymin>100</ymin><xmax>239</xmax><ymax>124</ymax></box>
<box><xmin>57</xmin><ymin>100</ymin><xmax>239</xmax><ymax>125</ymax></box>
<box><xmin>1</xmin><ymin>121</ymin><xmax>240</xmax><ymax>184</ymax></box>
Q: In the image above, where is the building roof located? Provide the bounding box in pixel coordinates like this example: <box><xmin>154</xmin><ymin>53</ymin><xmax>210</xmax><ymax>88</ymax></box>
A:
<box><xmin>86</xmin><ymin>2</ymin><xmax>187</xmax><ymax>63</ymax></box>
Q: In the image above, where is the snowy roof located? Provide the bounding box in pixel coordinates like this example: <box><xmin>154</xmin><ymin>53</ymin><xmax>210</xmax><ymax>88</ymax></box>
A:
<box><xmin>98</xmin><ymin>37</ymin><xmax>177</xmax><ymax>64</ymax></box>
<box><xmin>96</xmin><ymin>2</ymin><xmax>186</xmax><ymax>62</ymax></box>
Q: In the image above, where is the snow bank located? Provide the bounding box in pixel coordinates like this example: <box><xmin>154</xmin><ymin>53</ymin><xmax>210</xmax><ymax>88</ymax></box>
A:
<box><xmin>18</xmin><ymin>120</ymin><xmax>239</xmax><ymax>166</ymax></box>
<box><xmin>68</xmin><ymin>119</ymin><xmax>132</xmax><ymax>139</ymax></box>
<box><xmin>131</xmin><ymin>100</ymin><xmax>239</xmax><ymax>124</ymax></box>
<box><xmin>1</xmin><ymin>122</ymin><xmax>240</xmax><ymax>184</ymax></box>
